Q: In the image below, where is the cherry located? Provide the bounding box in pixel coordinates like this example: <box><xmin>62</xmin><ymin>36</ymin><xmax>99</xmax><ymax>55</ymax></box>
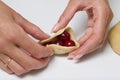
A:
<box><xmin>65</xmin><ymin>40</ymin><xmax>75</xmax><ymax>46</ymax></box>
<box><xmin>52</xmin><ymin>40</ymin><xmax>63</xmax><ymax>46</ymax></box>
<box><xmin>58</xmin><ymin>31</ymin><xmax>70</xmax><ymax>41</ymax></box>
<box><xmin>42</xmin><ymin>31</ymin><xmax>76</xmax><ymax>47</ymax></box>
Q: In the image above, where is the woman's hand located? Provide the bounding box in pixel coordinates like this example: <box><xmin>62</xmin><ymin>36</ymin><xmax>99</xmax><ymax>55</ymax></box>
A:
<box><xmin>0</xmin><ymin>1</ymin><xmax>53</xmax><ymax>75</ymax></box>
<box><xmin>52</xmin><ymin>0</ymin><xmax>113</xmax><ymax>60</ymax></box>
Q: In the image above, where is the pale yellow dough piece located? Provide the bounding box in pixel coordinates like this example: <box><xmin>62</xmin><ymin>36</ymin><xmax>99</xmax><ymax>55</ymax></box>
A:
<box><xmin>108</xmin><ymin>21</ymin><xmax>120</xmax><ymax>55</ymax></box>
<box><xmin>40</xmin><ymin>27</ymin><xmax>80</xmax><ymax>54</ymax></box>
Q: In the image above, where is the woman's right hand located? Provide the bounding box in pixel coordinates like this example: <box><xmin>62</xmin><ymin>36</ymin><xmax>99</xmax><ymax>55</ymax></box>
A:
<box><xmin>0</xmin><ymin>1</ymin><xmax>53</xmax><ymax>75</ymax></box>
<box><xmin>52</xmin><ymin>0</ymin><xmax>113</xmax><ymax>60</ymax></box>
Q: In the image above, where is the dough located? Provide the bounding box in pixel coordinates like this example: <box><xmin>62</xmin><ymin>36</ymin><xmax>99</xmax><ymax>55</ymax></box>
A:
<box><xmin>108</xmin><ymin>21</ymin><xmax>120</xmax><ymax>55</ymax></box>
<box><xmin>39</xmin><ymin>27</ymin><xmax>80</xmax><ymax>54</ymax></box>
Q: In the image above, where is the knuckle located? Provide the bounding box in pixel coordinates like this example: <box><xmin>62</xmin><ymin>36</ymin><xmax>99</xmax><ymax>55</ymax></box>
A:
<box><xmin>0</xmin><ymin>23</ymin><xmax>23</xmax><ymax>42</ymax></box>
<box><xmin>96</xmin><ymin>36</ymin><xmax>105</xmax><ymax>46</ymax></box>
<box><xmin>3</xmin><ymin>29</ymin><xmax>17</xmax><ymax>41</ymax></box>
<box><xmin>14</xmin><ymin>12</ymin><xmax>25</xmax><ymax>24</ymax></box>
<box><xmin>60</xmin><ymin>14</ymin><xmax>69</xmax><ymax>22</ymax></box>
<box><xmin>0</xmin><ymin>21</ymin><xmax>25</xmax><ymax>47</ymax></box>
<box><xmin>0</xmin><ymin>25</ymin><xmax>16</xmax><ymax>41</ymax></box>
<box><xmin>7</xmin><ymin>32</ymin><xmax>17</xmax><ymax>41</ymax></box>
<box><xmin>17</xmin><ymin>17</ymin><xmax>26</xmax><ymax>25</ymax></box>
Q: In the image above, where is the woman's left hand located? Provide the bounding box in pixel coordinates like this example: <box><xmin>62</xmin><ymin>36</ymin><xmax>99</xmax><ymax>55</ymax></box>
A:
<box><xmin>52</xmin><ymin>0</ymin><xmax>113</xmax><ymax>60</ymax></box>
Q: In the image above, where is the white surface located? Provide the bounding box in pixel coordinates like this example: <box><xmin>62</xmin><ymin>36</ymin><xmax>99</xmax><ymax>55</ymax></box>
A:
<box><xmin>1</xmin><ymin>0</ymin><xmax>120</xmax><ymax>80</ymax></box>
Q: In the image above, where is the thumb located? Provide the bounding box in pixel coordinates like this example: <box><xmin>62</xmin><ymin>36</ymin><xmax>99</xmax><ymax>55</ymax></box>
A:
<box><xmin>52</xmin><ymin>2</ymin><xmax>77</xmax><ymax>32</ymax></box>
<box><xmin>14</xmin><ymin>13</ymin><xmax>50</xmax><ymax>40</ymax></box>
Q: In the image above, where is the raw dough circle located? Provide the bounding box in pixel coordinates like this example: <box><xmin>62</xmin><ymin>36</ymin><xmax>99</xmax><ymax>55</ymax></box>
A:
<box><xmin>108</xmin><ymin>21</ymin><xmax>120</xmax><ymax>55</ymax></box>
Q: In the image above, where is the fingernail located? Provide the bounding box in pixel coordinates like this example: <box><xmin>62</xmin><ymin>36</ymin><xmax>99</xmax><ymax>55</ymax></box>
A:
<box><xmin>50</xmin><ymin>52</ymin><xmax>54</xmax><ymax>56</ymax></box>
<box><xmin>73</xmin><ymin>54</ymin><xmax>83</xmax><ymax>60</ymax></box>
<box><xmin>49</xmin><ymin>49</ymin><xmax>54</xmax><ymax>56</ymax></box>
<box><xmin>52</xmin><ymin>22</ymin><xmax>60</xmax><ymax>32</ymax></box>
<box><xmin>67</xmin><ymin>55</ymin><xmax>75</xmax><ymax>59</ymax></box>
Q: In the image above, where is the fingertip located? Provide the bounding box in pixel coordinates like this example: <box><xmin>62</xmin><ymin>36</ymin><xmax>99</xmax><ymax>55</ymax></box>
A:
<box><xmin>52</xmin><ymin>22</ymin><xmax>60</xmax><ymax>33</ymax></box>
<box><xmin>48</xmin><ymin>48</ymin><xmax>54</xmax><ymax>56</ymax></box>
<box><xmin>73</xmin><ymin>54</ymin><xmax>83</xmax><ymax>60</ymax></box>
<box><xmin>68</xmin><ymin>50</ymin><xmax>84</xmax><ymax>60</ymax></box>
<box><xmin>68</xmin><ymin>54</ymin><xmax>83</xmax><ymax>60</ymax></box>
<box><xmin>67</xmin><ymin>54</ymin><xmax>75</xmax><ymax>59</ymax></box>
<box><xmin>41</xmin><ymin>47</ymin><xmax>54</xmax><ymax>58</ymax></box>
<box><xmin>52</xmin><ymin>14</ymin><xmax>70</xmax><ymax>33</ymax></box>
<box><xmin>38</xmin><ymin>33</ymin><xmax>50</xmax><ymax>40</ymax></box>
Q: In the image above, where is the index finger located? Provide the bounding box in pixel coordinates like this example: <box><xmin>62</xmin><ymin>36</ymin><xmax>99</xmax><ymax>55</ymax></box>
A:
<box><xmin>52</xmin><ymin>1</ymin><xmax>78</xmax><ymax>32</ymax></box>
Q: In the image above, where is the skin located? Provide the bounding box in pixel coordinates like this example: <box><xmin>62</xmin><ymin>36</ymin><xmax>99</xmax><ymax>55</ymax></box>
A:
<box><xmin>0</xmin><ymin>0</ymin><xmax>113</xmax><ymax>75</ymax></box>
<box><xmin>0</xmin><ymin>1</ymin><xmax>54</xmax><ymax>75</ymax></box>
<box><xmin>52</xmin><ymin>0</ymin><xmax>113</xmax><ymax>59</ymax></box>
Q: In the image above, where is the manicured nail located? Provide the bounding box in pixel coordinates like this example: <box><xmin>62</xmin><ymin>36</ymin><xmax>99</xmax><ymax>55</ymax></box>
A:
<box><xmin>67</xmin><ymin>55</ymin><xmax>75</xmax><ymax>59</ymax></box>
<box><xmin>50</xmin><ymin>52</ymin><xmax>54</xmax><ymax>56</ymax></box>
<box><xmin>52</xmin><ymin>22</ymin><xmax>60</xmax><ymax>32</ymax></box>
<box><xmin>73</xmin><ymin>54</ymin><xmax>83</xmax><ymax>60</ymax></box>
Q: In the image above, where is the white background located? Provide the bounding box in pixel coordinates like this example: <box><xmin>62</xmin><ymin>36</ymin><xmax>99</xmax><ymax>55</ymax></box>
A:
<box><xmin>0</xmin><ymin>0</ymin><xmax>120</xmax><ymax>80</ymax></box>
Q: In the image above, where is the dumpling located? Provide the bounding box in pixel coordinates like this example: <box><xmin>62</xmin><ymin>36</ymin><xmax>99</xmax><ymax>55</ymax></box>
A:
<box><xmin>40</xmin><ymin>27</ymin><xmax>80</xmax><ymax>54</ymax></box>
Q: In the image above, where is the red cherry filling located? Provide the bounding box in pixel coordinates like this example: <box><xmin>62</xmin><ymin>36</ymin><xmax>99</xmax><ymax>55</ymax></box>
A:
<box><xmin>43</xmin><ymin>31</ymin><xmax>76</xmax><ymax>47</ymax></box>
<box><xmin>65</xmin><ymin>40</ymin><xmax>75</xmax><ymax>46</ymax></box>
<box><xmin>58</xmin><ymin>31</ymin><xmax>70</xmax><ymax>41</ymax></box>
<box><xmin>52</xmin><ymin>40</ymin><xmax>63</xmax><ymax>46</ymax></box>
